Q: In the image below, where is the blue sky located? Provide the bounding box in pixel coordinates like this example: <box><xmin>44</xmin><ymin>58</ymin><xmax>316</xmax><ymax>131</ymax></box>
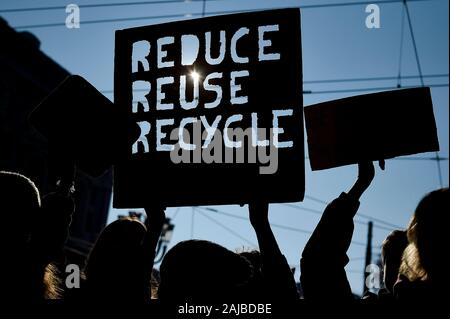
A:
<box><xmin>1</xmin><ymin>0</ymin><xmax>448</xmax><ymax>295</ymax></box>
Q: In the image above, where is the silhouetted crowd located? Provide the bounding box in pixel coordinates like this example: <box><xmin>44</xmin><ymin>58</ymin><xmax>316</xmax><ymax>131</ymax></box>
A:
<box><xmin>0</xmin><ymin>162</ymin><xmax>447</xmax><ymax>303</ymax></box>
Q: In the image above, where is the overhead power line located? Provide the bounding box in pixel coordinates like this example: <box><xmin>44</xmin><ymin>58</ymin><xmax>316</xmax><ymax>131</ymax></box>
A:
<box><xmin>297</xmin><ymin>0</ymin><xmax>437</xmax><ymax>10</ymax></box>
<box><xmin>197</xmin><ymin>206</ymin><xmax>368</xmax><ymax>247</ymax></box>
<box><xmin>101</xmin><ymin>83</ymin><xmax>449</xmax><ymax>99</ymax></box>
<box><xmin>199</xmin><ymin>206</ymin><xmax>313</xmax><ymax>234</ymax></box>
<box><xmin>196</xmin><ymin>209</ymin><xmax>258</xmax><ymax>247</ymax></box>
<box><xmin>100</xmin><ymin>74</ymin><xmax>448</xmax><ymax>95</ymax></box>
<box><xmin>397</xmin><ymin>4</ymin><xmax>406</xmax><ymax>88</ymax></box>
<box><xmin>403</xmin><ymin>0</ymin><xmax>444</xmax><ymax>188</ymax></box>
<box><xmin>201</xmin><ymin>0</ymin><xmax>207</xmax><ymax>17</ymax></box>
<box><xmin>390</xmin><ymin>156</ymin><xmax>448</xmax><ymax>161</ymax></box>
<box><xmin>15</xmin><ymin>12</ymin><xmax>207</xmax><ymax>29</ymax></box>
<box><xmin>3</xmin><ymin>0</ymin><xmax>438</xmax><ymax>14</ymax></box>
<box><xmin>171</xmin><ymin>207</ymin><xmax>181</xmax><ymax>221</ymax></box>
<box><xmin>305</xmin><ymin>73</ymin><xmax>448</xmax><ymax>85</ymax></box>
<box><xmin>356</xmin><ymin>212</ymin><xmax>403</xmax><ymax>230</ymax></box>
<box><xmin>0</xmin><ymin>0</ymin><xmax>213</xmax><ymax>13</ymax></box>
<box><xmin>11</xmin><ymin>0</ymin><xmax>440</xmax><ymax>30</ymax></box>
<box><xmin>404</xmin><ymin>0</ymin><xmax>425</xmax><ymax>87</ymax></box>
<box><xmin>355</xmin><ymin>220</ymin><xmax>396</xmax><ymax>232</ymax></box>
<box><xmin>281</xmin><ymin>203</ymin><xmax>400</xmax><ymax>231</ymax></box>
<box><xmin>291</xmin><ymin>196</ymin><xmax>405</xmax><ymax>230</ymax></box>
<box><xmin>302</xmin><ymin>83</ymin><xmax>448</xmax><ymax>95</ymax></box>
<box><xmin>295</xmin><ymin>197</ymin><xmax>405</xmax><ymax>231</ymax></box>
<box><xmin>281</xmin><ymin>204</ymin><xmax>323</xmax><ymax>216</ymax></box>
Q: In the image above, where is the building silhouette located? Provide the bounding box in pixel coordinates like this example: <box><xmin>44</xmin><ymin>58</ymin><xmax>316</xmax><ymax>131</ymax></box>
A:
<box><xmin>0</xmin><ymin>17</ymin><xmax>112</xmax><ymax>263</ymax></box>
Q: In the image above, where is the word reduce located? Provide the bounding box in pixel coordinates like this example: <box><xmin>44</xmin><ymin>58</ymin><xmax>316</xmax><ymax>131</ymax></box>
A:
<box><xmin>130</xmin><ymin>24</ymin><xmax>294</xmax><ymax>154</ymax></box>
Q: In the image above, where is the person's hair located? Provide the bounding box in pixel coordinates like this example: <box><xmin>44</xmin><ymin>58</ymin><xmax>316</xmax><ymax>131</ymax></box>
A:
<box><xmin>158</xmin><ymin>240</ymin><xmax>255</xmax><ymax>300</ymax></box>
<box><xmin>0</xmin><ymin>171</ymin><xmax>64</xmax><ymax>299</ymax></box>
<box><xmin>44</xmin><ymin>263</ymin><xmax>63</xmax><ymax>299</ymax></box>
<box><xmin>84</xmin><ymin>217</ymin><xmax>150</xmax><ymax>300</ymax></box>
<box><xmin>381</xmin><ymin>230</ymin><xmax>408</xmax><ymax>293</ymax></box>
<box><xmin>400</xmin><ymin>188</ymin><xmax>448</xmax><ymax>283</ymax></box>
<box><xmin>381</xmin><ymin>230</ymin><xmax>407</xmax><ymax>261</ymax></box>
<box><xmin>239</xmin><ymin>250</ymin><xmax>262</xmax><ymax>272</ymax></box>
<box><xmin>0</xmin><ymin>170</ymin><xmax>41</xmax><ymax>248</ymax></box>
<box><xmin>0</xmin><ymin>171</ymin><xmax>41</xmax><ymax>218</ymax></box>
<box><xmin>150</xmin><ymin>269</ymin><xmax>160</xmax><ymax>300</ymax></box>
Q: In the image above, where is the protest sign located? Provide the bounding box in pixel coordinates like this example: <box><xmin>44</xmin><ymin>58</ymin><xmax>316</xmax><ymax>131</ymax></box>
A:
<box><xmin>30</xmin><ymin>75</ymin><xmax>140</xmax><ymax>177</ymax></box>
<box><xmin>113</xmin><ymin>9</ymin><xmax>304</xmax><ymax>208</ymax></box>
<box><xmin>305</xmin><ymin>87</ymin><xmax>439</xmax><ymax>170</ymax></box>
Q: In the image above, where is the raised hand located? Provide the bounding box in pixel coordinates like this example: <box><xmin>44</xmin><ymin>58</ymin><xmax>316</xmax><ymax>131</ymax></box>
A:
<box><xmin>348</xmin><ymin>160</ymin><xmax>385</xmax><ymax>200</ymax></box>
<box><xmin>248</xmin><ymin>201</ymin><xmax>270</xmax><ymax>230</ymax></box>
<box><xmin>140</xmin><ymin>204</ymin><xmax>167</xmax><ymax>295</ymax></box>
<box><xmin>144</xmin><ymin>204</ymin><xmax>166</xmax><ymax>231</ymax></box>
<box><xmin>143</xmin><ymin>204</ymin><xmax>167</xmax><ymax>257</ymax></box>
<box><xmin>248</xmin><ymin>201</ymin><xmax>299</xmax><ymax>299</ymax></box>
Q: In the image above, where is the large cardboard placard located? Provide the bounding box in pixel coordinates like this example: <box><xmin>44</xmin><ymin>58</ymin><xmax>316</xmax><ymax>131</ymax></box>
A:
<box><xmin>304</xmin><ymin>87</ymin><xmax>439</xmax><ymax>171</ymax></box>
<box><xmin>30</xmin><ymin>75</ymin><xmax>140</xmax><ymax>177</ymax></box>
<box><xmin>113</xmin><ymin>9</ymin><xmax>304</xmax><ymax>208</ymax></box>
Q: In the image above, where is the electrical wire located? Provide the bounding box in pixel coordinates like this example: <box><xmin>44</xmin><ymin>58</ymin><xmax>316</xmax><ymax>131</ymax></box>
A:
<box><xmin>197</xmin><ymin>206</ymin><xmax>368</xmax><ymax>247</ymax></box>
<box><xmin>196</xmin><ymin>208</ymin><xmax>258</xmax><ymax>246</ymax></box>
<box><xmin>0</xmin><ymin>0</ymin><xmax>213</xmax><ymax>13</ymax></box>
<box><xmin>403</xmin><ymin>0</ymin><xmax>445</xmax><ymax>188</ymax></box>
<box><xmin>397</xmin><ymin>4</ymin><xmax>406</xmax><ymax>88</ymax></box>
<box><xmin>11</xmin><ymin>0</ymin><xmax>440</xmax><ymax>30</ymax></box>
<box><xmin>282</xmin><ymin>203</ymin><xmax>403</xmax><ymax>230</ymax></box>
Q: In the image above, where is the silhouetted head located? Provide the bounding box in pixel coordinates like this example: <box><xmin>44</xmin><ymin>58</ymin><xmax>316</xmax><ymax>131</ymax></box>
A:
<box><xmin>0</xmin><ymin>171</ymin><xmax>40</xmax><ymax>250</ymax></box>
<box><xmin>239</xmin><ymin>250</ymin><xmax>262</xmax><ymax>272</ymax></box>
<box><xmin>84</xmin><ymin>217</ymin><xmax>148</xmax><ymax>300</ymax></box>
<box><xmin>238</xmin><ymin>250</ymin><xmax>266</xmax><ymax>296</ymax></box>
<box><xmin>158</xmin><ymin>240</ymin><xmax>255</xmax><ymax>301</ymax></box>
<box><xmin>400</xmin><ymin>188</ymin><xmax>448</xmax><ymax>288</ymax></box>
<box><xmin>381</xmin><ymin>230</ymin><xmax>408</xmax><ymax>293</ymax></box>
<box><xmin>0</xmin><ymin>171</ymin><xmax>63</xmax><ymax>300</ymax></box>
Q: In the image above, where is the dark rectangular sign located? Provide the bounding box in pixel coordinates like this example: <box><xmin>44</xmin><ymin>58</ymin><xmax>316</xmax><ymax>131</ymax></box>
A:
<box><xmin>304</xmin><ymin>87</ymin><xmax>439</xmax><ymax>171</ymax></box>
<box><xmin>113</xmin><ymin>9</ymin><xmax>304</xmax><ymax>208</ymax></box>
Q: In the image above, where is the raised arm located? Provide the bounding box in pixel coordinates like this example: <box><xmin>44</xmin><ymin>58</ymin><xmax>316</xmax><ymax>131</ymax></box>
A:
<box><xmin>142</xmin><ymin>205</ymin><xmax>166</xmax><ymax>296</ymax></box>
<box><xmin>348</xmin><ymin>160</ymin><xmax>382</xmax><ymax>201</ymax></box>
<box><xmin>249</xmin><ymin>202</ymin><xmax>299</xmax><ymax>300</ymax></box>
<box><xmin>300</xmin><ymin>161</ymin><xmax>383</xmax><ymax>300</ymax></box>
